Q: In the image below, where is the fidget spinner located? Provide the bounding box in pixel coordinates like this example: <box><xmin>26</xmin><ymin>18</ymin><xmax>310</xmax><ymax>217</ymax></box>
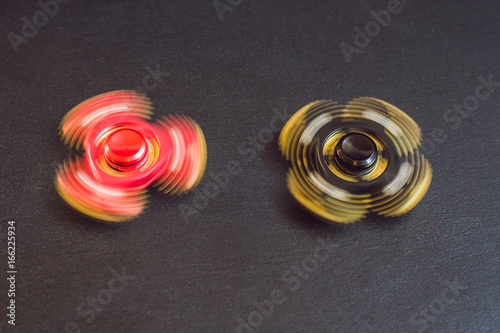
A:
<box><xmin>279</xmin><ymin>97</ymin><xmax>432</xmax><ymax>223</ymax></box>
<box><xmin>55</xmin><ymin>91</ymin><xmax>207</xmax><ymax>222</ymax></box>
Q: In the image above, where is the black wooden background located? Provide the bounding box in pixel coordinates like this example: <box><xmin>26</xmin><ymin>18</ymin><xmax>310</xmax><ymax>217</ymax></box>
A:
<box><xmin>0</xmin><ymin>0</ymin><xmax>499</xmax><ymax>332</ymax></box>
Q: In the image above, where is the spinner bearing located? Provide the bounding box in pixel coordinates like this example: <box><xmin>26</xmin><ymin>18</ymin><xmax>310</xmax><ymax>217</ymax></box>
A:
<box><xmin>279</xmin><ymin>97</ymin><xmax>432</xmax><ymax>223</ymax></box>
<box><xmin>55</xmin><ymin>91</ymin><xmax>207</xmax><ymax>222</ymax></box>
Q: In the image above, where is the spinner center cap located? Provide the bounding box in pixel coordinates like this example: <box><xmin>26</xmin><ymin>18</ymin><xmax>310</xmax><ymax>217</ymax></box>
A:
<box><xmin>105</xmin><ymin>128</ymin><xmax>147</xmax><ymax>166</ymax></box>
<box><xmin>335</xmin><ymin>133</ymin><xmax>376</xmax><ymax>170</ymax></box>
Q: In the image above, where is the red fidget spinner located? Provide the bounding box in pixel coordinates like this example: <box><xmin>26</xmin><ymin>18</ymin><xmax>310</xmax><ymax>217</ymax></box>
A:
<box><xmin>55</xmin><ymin>90</ymin><xmax>207</xmax><ymax>222</ymax></box>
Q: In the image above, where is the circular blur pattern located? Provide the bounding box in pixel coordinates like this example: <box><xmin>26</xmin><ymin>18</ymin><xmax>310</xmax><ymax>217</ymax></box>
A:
<box><xmin>279</xmin><ymin>97</ymin><xmax>432</xmax><ymax>223</ymax></box>
<box><xmin>55</xmin><ymin>91</ymin><xmax>207</xmax><ymax>222</ymax></box>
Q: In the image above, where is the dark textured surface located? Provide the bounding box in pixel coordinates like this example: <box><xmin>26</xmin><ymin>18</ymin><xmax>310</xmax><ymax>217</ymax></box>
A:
<box><xmin>0</xmin><ymin>0</ymin><xmax>499</xmax><ymax>332</ymax></box>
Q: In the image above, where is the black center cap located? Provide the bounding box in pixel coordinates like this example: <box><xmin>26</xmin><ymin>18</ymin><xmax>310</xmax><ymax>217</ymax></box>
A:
<box><xmin>335</xmin><ymin>133</ymin><xmax>376</xmax><ymax>171</ymax></box>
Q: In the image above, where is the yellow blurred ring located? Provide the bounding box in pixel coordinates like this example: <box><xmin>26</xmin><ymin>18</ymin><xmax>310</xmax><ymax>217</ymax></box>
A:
<box><xmin>279</xmin><ymin>97</ymin><xmax>432</xmax><ymax>224</ymax></box>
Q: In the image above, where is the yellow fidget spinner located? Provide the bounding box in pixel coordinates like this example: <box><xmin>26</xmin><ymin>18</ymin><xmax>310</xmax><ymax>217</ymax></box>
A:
<box><xmin>279</xmin><ymin>97</ymin><xmax>432</xmax><ymax>223</ymax></box>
